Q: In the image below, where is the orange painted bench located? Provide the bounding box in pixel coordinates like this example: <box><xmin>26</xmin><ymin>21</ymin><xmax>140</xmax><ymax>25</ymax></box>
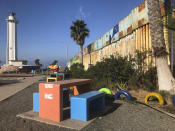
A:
<box><xmin>39</xmin><ymin>79</ymin><xmax>92</xmax><ymax>122</ymax></box>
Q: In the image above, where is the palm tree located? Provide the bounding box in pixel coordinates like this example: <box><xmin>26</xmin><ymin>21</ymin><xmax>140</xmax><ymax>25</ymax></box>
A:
<box><xmin>147</xmin><ymin>0</ymin><xmax>175</xmax><ymax>93</ymax></box>
<box><xmin>70</xmin><ymin>19</ymin><xmax>89</xmax><ymax>64</ymax></box>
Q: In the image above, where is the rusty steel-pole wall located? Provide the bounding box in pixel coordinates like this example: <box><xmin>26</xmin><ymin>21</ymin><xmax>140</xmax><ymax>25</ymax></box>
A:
<box><xmin>69</xmin><ymin>0</ymin><xmax>172</xmax><ymax>70</ymax></box>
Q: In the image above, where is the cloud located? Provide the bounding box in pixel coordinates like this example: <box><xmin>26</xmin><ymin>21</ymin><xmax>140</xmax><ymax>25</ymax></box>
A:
<box><xmin>79</xmin><ymin>6</ymin><xmax>86</xmax><ymax>19</ymax></box>
<box><xmin>75</xmin><ymin>6</ymin><xmax>86</xmax><ymax>19</ymax></box>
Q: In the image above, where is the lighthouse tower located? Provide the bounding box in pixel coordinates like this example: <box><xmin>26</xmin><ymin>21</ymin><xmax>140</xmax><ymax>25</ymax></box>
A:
<box><xmin>6</xmin><ymin>12</ymin><xmax>18</xmax><ymax>65</ymax></box>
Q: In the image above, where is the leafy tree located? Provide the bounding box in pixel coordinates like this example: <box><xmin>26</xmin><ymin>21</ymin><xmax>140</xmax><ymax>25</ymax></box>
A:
<box><xmin>70</xmin><ymin>19</ymin><xmax>89</xmax><ymax>64</ymax></box>
<box><xmin>147</xmin><ymin>0</ymin><xmax>175</xmax><ymax>92</ymax></box>
<box><xmin>34</xmin><ymin>59</ymin><xmax>42</xmax><ymax>67</ymax></box>
<box><xmin>51</xmin><ymin>60</ymin><xmax>58</xmax><ymax>65</ymax></box>
<box><xmin>64</xmin><ymin>66</ymin><xmax>71</xmax><ymax>74</ymax></box>
<box><xmin>69</xmin><ymin>63</ymin><xmax>85</xmax><ymax>78</ymax></box>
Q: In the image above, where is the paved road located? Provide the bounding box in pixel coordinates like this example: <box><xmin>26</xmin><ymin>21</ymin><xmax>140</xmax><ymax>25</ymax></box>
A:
<box><xmin>0</xmin><ymin>81</ymin><xmax>175</xmax><ymax>131</ymax></box>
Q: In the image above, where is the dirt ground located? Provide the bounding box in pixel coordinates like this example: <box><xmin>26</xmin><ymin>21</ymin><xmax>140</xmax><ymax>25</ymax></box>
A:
<box><xmin>128</xmin><ymin>89</ymin><xmax>175</xmax><ymax>115</ymax></box>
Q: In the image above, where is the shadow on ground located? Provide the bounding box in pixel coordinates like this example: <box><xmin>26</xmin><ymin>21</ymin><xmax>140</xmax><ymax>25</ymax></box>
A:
<box><xmin>89</xmin><ymin>96</ymin><xmax>122</xmax><ymax>120</ymax></box>
<box><xmin>0</xmin><ymin>80</ymin><xmax>21</xmax><ymax>86</ymax></box>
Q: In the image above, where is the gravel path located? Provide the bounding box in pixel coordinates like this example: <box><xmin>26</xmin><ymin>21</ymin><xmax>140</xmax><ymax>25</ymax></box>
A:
<box><xmin>84</xmin><ymin>101</ymin><xmax>175</xmax><ymax>131</ymax></box>
<box><xmin>0</xmin><ymin>82</ymin><xmax>175</xmax><ymax>131</ymax></box>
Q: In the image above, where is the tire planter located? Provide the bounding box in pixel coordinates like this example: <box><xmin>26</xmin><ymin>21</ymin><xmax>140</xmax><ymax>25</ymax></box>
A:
<box><xmin>98</xmin><ymin>88</ymin><xmax>112</xmax><ymax>95</ymax></box>
<box><xmin>144</xmin><ymin>92</ymin><xmax>164</xmax><ymax>105</ymax></box>
<box><xmin>114</xmin><ymin>90</ymin><xmax>132</xmax><ymax>100</ymax></box>
<box><xmin>172</xmin><ymin>96</ymin><xmax>175</xmax><ymax>106</ymax></box>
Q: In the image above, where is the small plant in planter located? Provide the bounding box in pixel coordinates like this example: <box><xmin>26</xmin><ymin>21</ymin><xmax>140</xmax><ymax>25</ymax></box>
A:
<box><xmin>115</xmin><ymin>81</ymin><xmax>128</xmax><ymax>91</ymax></box>
<box><xmin>115</xmin><ymin>81</ymin><xmax>128</xmax><ymax>100</ymax></box>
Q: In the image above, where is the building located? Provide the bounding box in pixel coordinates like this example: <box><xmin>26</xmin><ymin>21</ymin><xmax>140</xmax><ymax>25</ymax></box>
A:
<box><xmin>68</xmin><ymin>0</ymin><xmax>175</xmax><ymax>70</ymax></box>
<box><xmin>6</xmin><ymin>12</ymin><xmax>27</xmax><ymax>67</ymax></box>
<box><xmin>10</xmin><ymin>60</ymin><xmax>28</xmax><ymax>67</ymax></box>
<box><xmin>6</xmin><ymin>12</ymin><xmax>18</xmax><ymax>65</ymax></box>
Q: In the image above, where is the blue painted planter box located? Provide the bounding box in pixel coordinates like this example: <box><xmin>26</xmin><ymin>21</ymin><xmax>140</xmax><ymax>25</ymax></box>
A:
<box><xmin>173</xmin><ymin>96</ymin><xmax>175</xmax><ymax>106</ymax></box>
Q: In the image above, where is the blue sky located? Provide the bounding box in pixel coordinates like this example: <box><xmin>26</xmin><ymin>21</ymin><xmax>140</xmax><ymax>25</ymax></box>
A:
<box><xmin>0</xmin><ymin>0</ymin><xmax>144</xmax><ymax>67</ymax></box>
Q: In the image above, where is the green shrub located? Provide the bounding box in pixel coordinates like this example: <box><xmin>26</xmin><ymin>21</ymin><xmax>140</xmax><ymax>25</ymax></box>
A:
<box><xmin>128</xmin><ymin>50</ymin><xmax>157</xmax><ymax>91</ymax></box>
<box><xmin>84</xmin><ymin>55</ymin><xmax>135</xmax><ymax>89</ymax></box>
<box><xmin>115</xmin><ymin>81</ymin><xmax>128</xmax><ymax>90</ymax></box>
<box><xmin>158</xmin><ymin>90</ymin><xmax>169</xmax><ymax>100</ymax></box>
<box><xmin>143</xmin><ymin>68</ymin><xmax>157</xmax><ymax>91</ymax></box>
<box><xmin>67</xmin><ymin>50</ymin><xmax>157</xmax><ymax>92</ymax></box>
<box><xmin>69</xmin><ymin>63</ymin><xmax>85</xmax><ymax>78</ymax></box>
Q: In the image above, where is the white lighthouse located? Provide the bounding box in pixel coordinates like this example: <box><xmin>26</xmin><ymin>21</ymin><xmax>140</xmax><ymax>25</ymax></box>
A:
<box><xmin>6</xmin><ymin>12</ymin><xmax>18</xmax><ymax>65</ymax></box>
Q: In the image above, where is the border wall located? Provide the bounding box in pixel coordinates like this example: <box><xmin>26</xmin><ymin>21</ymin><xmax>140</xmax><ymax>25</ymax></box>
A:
<box><xmin>68</xmin><ymin>0</ymin><xmax>174</xmax><ymax>70</ymax></box>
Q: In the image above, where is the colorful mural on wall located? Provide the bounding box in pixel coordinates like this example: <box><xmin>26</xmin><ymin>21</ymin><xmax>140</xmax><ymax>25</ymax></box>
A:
<box><xmin>68</xmin><ymin>0</ymin><xmax>173</xmax><ymax>70</ymax></box>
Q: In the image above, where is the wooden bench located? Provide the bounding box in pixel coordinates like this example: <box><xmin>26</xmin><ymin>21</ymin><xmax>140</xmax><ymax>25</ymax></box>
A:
<box><xmin>70</xmin><ymin>91</ymin><xmax>105</xmax><ymax>121</ymax></box>
<box><xmin>39</xmin><ymin>79</ymin><xmax>92</xmax><ymax>122</ymax></box>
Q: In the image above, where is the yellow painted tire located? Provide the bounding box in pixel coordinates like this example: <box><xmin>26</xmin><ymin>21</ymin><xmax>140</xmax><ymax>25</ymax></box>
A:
<box><xmin>144</xmin><ymin>92</ymin><xmax>164</xmax><ymax>105</ymax></box>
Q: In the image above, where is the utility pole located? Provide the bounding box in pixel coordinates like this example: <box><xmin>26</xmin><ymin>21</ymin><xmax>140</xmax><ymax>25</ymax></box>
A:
<box><xmin>66</xmin><ymin>41</ymin><xmax>68</xmax><ymax>63</ymax></box>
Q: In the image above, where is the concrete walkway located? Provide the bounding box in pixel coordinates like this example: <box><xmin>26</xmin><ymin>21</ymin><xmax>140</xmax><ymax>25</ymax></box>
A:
<box><xmin>0</xmin><ymin>75</ymin><xmax>44</xmax><ymax>102</ymax></box>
